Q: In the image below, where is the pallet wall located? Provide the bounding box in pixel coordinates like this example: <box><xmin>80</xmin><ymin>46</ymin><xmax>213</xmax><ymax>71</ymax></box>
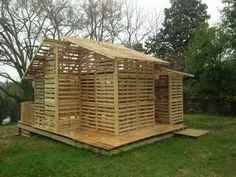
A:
<box><xmin>155</xmin><ymin>75</ymin><xmax>169</xmax><ymax>124</ymax></box>
<box><xmin>57</xmin><ymin>44</ymin><xmax>81</xmax><ymax>133</ymax></box>
<box><xmin>80</xmin><ymin>51</ymin><xmax>116</xmax><ymax>134</ymax></box>
<box><xmin>169</xmin><ymin>76</ymin><xmax>183</xmax><ymax>123</ymax></box>
<box><xmin>34</xmin><ymin>72</ymin><xmax>45</xmax><ymax>128</ymax></box>
<box><xmin>117</xmin><ymin>59</ymin><xmax>155</xmax><ymax>134</ymax></box>
<box><xmin>21</xmin><ymin>102</ymin><xmax>34</xmax><ymax>125</ymax></box>
<box><xmin>79</xmin><ymin>51</ymin><xmax>96</xmax><ymax>130</ymax></box>
<box><xmin>33</xmin><ymin>44</ymin><xmax>55</xmax><ymax>130</ymax></box>
<box><xmin>154</xmin><ymin>72</ymin><xmax>184</xmax><ymax>124</ymax></box>
<box><xmin>95</xmin><ymin>55</ymin><xmax>115</xmax><ymax>134</ymax></box>
<box><xmin>43</xmin><ymin>48</ymin><xmax>57</xmax><ymax>131</ymax></box>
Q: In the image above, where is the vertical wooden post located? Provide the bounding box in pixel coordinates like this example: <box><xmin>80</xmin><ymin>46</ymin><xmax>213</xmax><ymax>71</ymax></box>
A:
<box><xmin>136</xmin><ymin>60</ymin><xmax>139</xmax><ymax>130</ymax></box>
<box><xmin>114</xmin><ymin>58</ymin><xmax>119</xmax><ymax>135</ymax></box>
<box><xmin>152</xmin><ymin>63</ymin><xmax>155</xmax><ymax>126</ymax></box>
<box><xmin>54</xmin><ymin>44</ymin><xmax>59</xmax><ymax>133</ymax></box>
<box><xmin>168</xmin><ymin>75</ymin><xmax>172</xmax><ymax>124</ymax></box>
<box><xmin>78</xmin><ymin>50</ymin><xmax>82</xmax><ymax>130</ymax></box>
<box><xmin>180</xmin><ymin>76</ymin><xmax>184</xmax><ymax>122</ymax></box>
<box><xmin>95</xmin><ymin>53</ymin><xmax>98</xmax><ymax>130</ymax></box>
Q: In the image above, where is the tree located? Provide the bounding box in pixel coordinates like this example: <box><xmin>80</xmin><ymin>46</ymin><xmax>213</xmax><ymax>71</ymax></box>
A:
<box><xmin>0</xmin><ymin>0</ymin><xmax>80</xmax><ymax>101</ymax></box>
<box><xmin>0</xmin><ymin>82</ymin><xmax>22</xmax><ymax>121</ymax></box>
<box><xmin>185</xmin><ymin>25</ymin><xmax>236</xmax><ymax>101</ymax></box>
<box><xmin>222</xmin><ymin>0</ymin><xmax>236</xmax><ymax>47</ymax></box>
<box><xmin>117</xmin><ymin>2</ymin><xmax>162</xmax><ymax>49</ymax></box>
<box><xmin>38</xmin><ymin>0</ymin><xmax>82</xmax><ymax>40</ymax></box>
<box><xmin>79</xmin><ymin>0</ymin><xmax>123</xmax><ymax>42</ymax></box>
<box><xmin>145</xmin><ymin>0</ymin><xmax>209</xmax><ymax>71</ymax></box>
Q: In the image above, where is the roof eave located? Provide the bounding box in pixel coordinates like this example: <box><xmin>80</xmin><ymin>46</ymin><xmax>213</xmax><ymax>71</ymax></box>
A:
<box><xmin>159</xmin><ymin>67</ymin><xmax>194</xmax><ymax>77</ymax></box>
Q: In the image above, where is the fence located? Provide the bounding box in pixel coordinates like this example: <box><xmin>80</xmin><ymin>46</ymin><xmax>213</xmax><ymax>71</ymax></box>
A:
<box><xmin>184</xmin><ymin>97</ymin><xmax>236</xmax><ymax>116</ymax></box>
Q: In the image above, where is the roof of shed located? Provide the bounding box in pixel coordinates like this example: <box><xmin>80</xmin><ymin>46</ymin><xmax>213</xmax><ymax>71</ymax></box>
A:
<box><xmin>22</xmin><ymin>37</ymin><xmax>169</xmax><ymax>80</ymax></box>
<box><xmin>61</xmin><ymin>36</ymin><xmax>168</xmax><ymax>64</ymax></box>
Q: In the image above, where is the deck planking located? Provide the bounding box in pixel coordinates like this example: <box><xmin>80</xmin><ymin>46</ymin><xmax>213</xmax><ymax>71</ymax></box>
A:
<box><xmin>18</xmin><ymin>121</ymin><xmax>185</xmax><ymax>151</ymax></box>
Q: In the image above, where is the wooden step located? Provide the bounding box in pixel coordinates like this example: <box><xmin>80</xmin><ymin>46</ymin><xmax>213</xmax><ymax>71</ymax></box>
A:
<box><xmin>175</xmin><ymin>128</ymin><xmax>209</xmax><ymax>138</ymax></box>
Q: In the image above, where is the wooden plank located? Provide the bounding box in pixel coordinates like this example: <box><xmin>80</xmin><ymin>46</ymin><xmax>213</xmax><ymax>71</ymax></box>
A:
<box><xmin>175</xmin><ymin>128</ymin><xmax>209</xmax><ymax>138</ymax></box>
<box><xmin>55</xmin><ymin>44</ymin><xmax>59</xmax><ymax>133</ymax></box>
<box><xmin>168</xmin><ymin>76</ymin><xmax>172</xmax><ymax>124</ymax></box>
<box><xmin>114</xmin><ymin>59</ymin><xmax>119</xmax><ymax>135</ymax></box>
<box><xmin>18</xmin><ymin>121</ymin><xmax>185</xmax><ymax>153</ymax></box>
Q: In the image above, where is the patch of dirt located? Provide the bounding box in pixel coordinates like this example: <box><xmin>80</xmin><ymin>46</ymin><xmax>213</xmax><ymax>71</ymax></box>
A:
<box><xmin>0</xmin><ymin>126</ymin><xmax>18</xmax><ymax>139</ymax></box>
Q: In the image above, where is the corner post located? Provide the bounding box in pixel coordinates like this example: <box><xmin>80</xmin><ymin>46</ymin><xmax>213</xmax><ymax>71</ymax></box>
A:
<box><xmin>55</xmin><ymin>44</ymin><xmax>59</xmax><ymax>133</ymax></box>
<box><xmin>168</xmin><ymin>75</ymin><xmax>172</xmax><ymax>124</ymax></box>
<box><xmin>114</xmin><ymin>58</ymin><xmax>119</xmax><ymax>135</ymax></box>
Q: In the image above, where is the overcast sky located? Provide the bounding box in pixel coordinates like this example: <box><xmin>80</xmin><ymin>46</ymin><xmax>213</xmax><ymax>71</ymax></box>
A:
<box><xmin>0</xmin><ymin>0</ymin><xmax>224</xmax><ymax>81</ymax></box>
<box><xmin>134</xmin><ymin>0</ymin><xmax>223</xmax><ymax>25</ymax></box>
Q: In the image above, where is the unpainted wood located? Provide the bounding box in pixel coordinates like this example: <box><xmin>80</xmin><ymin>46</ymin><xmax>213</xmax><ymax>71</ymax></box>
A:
<box><xmin>18</xmin><ymin>122</ymin><xmax>185</xmax><ymax>152</ymax></box>
<box><xmin>62</xmin><ymin>36</ymin><xmax>169</xmax><ymax>64</ymax></box>
<box><xmin>155</xmin><ymin>75</ymin><xmax>169</xmax><ymax>124</ymax></box>
<box><xmin>21</xmin><ymin>102</ymin><xmax>34</xmax><ymax>125</ymax></box>
<box><xmin>117</xmin><ymin>59</ymin><xmax>155</xmax><ymax>134</ymax></box>
<box><xmin>175</xmin><ymin>128</ymin><xmax>209</xmax><ymax>138</ymax></box>
<box><xmin>57</xmin><ymin>43</ymin><xmax>80</xmax><ymax>133</ymax></box>
<box><xmin>20</xmin><ymin>38</ymin><xmax>189</xmax><ymax>140</ymax></box>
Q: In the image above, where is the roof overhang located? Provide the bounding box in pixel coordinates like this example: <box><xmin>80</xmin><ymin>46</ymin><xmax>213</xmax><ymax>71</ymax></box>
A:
<box><xmin>157</xmin><ymin>67</ymin><xmax>194</xmax><ymax>77</ymax></box>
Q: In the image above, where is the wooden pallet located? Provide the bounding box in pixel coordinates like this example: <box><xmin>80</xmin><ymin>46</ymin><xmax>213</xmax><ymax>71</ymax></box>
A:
<box><xmin>175</xmin><ymin>128</ymin><xmax>209</xmax><ymax>138</ymax></box>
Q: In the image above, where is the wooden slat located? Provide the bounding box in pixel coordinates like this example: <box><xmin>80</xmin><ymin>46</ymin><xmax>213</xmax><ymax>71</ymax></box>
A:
<box><xmin>117</xmin><ymin>59</ymin><xmax>155</xmax><ymax>134</ymax></box>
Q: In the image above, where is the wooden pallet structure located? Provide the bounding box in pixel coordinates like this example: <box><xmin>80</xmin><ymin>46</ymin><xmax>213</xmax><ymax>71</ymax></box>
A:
<box><xmin>19</xmin><ymin>36</ymin><xmax>194</xmax><ymax>153</ymax></box>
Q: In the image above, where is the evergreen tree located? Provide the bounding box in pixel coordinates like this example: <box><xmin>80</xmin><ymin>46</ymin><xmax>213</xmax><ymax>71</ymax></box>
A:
<box><xmin>145</xmin><ymin>0</ymin><xmax>209</xmax><ymax>71</ymax></box>
<box><xmin>222</xmin><ymin>0</ymin><xmax>236</xmax><ymax>49</ymax></box>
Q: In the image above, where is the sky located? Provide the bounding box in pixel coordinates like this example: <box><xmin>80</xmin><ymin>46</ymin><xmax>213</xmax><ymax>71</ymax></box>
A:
<box><xmin>134</xmin><ymin>0</ymin><xmax>223</xmax><ymax>25</ymax></box>
<box><xmin>0</xmin><ymin>0</ymin><xmax>224</xmax><ymax>82</ymax></box>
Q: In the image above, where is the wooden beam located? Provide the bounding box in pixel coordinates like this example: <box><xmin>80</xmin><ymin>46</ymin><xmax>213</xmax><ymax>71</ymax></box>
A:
<box><xmin>114</xmin><ymin>58</ymin><xmax>119</xmax><ymax>135</ymax></box>
<box><xmin>95</xmin><ymin>54</ymin><xmax>98</xmax><ymax>130</ymax></box>
<box><xmin>43</xmin><ymin>38</ymin><xmax>69</xmax><ymax>46</ymax></box>
<box><xmin>54</xmin><ymin>44</ymin><xmax>59</xmax><ymax>133</ymax></box>
<box><xmin>168</xmin><ymin>76</ymin><xmax>172</xmax><ymax>124</ymax></box>
<box><xmin>159</xmin><ymin>67</ymin><xmax>194</xmax><ymax>77</ymax></box>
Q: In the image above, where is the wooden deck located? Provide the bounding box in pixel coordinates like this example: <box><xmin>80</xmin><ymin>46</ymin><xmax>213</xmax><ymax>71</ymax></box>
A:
<box><xmin>18</xmin><ymin>121</ymin><xmax>185</xmax><ymax>152</ymax></box>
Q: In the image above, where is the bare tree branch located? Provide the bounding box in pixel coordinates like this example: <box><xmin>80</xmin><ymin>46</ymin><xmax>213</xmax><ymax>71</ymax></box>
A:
<box><xmin>0</xmin><ymin>0</ymin><xmax>82</xmax><ymax>101</ymax></box>
<box><xmin>80</xmin><ymin>0</ymin><xmax>123</xmax><ymax>42</ymax></box>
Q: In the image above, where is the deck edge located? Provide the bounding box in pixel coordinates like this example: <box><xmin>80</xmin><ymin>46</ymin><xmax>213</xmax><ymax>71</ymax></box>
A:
<box><xmin>18</xmin><ymin>122</ymin><xmax>177</xmax><ymax>155</ymax></box>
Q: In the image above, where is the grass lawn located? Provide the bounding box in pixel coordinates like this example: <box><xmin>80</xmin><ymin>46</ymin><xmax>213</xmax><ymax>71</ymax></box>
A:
<box><xmin>0</xmin><ymin>114</ymin><xmax>236</xmax><ymax>177</ymax></box>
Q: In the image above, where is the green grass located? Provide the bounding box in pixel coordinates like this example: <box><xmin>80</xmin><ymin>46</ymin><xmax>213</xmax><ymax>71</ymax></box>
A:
<box><xmin>0</xmin><ymin>114</ymin><xmax>236</xmax><ymax>177</ymax></box>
